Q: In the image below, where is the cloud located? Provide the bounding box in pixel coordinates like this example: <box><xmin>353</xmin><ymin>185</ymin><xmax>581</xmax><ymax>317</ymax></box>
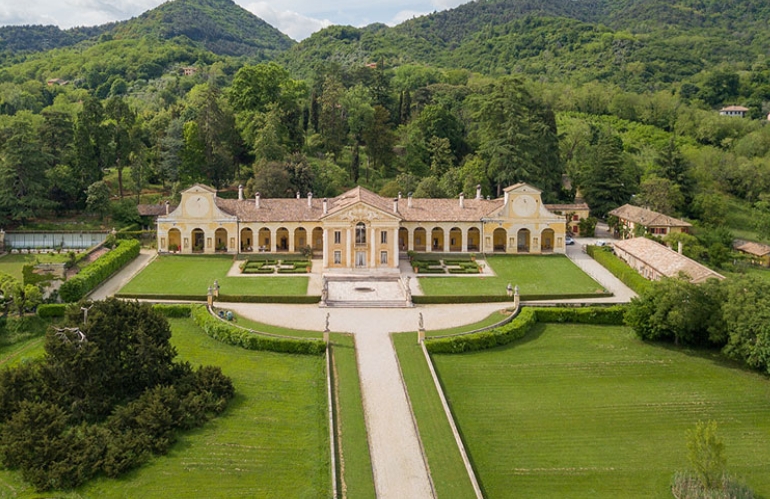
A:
<box><xmin>244</xmin><ymin>2</ymin><xmax>331</xmax><ymax>41</ymax></box>
<box><xmin>390</xmin><ymin>9</ymin><xmax>430</xmax><ymax>26</ymax></box>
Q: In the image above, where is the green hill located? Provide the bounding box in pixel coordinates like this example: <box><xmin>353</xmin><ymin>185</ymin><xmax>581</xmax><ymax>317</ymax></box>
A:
<box><xmin>281</xmin><ymin>0</ymin><xmax>770</xmax><ymax>90</ymax></box>
<box><xmin>109</xmin><ymin>0</ymin><xmax>295</xmax><ymax>57</ymax></box>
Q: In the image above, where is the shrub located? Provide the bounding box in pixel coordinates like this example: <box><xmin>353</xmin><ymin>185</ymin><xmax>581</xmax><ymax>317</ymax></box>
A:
<box><xmin>191</xmin><ymin>305</ymin><xmax>325</xmax><ymax>355</ymax></box>
<box><xmin>426</xmin><ymin>308</ymin><xmax>537</xmax><ymax>354</ymax></box>
<box><xmin>37</xmin><ymin>304</ymin><xmax>67</xmax><ymax>318</ymax></box>
<box><xmin>534</xmin><ymin>306</ymin><xmax>625</xmax><ymax>325</ymax></box>
<box><xmin>151</xmin><ymin>304</ymin><xmax>192</xmax><ymax>318</ymax></box>
<box><xmin>59</xmin><ymin>240</ymin><xmax>140</xmax><ymax>302</ymax></box>
<box><xmin>586</xmin><ymin>245</ymin><xmax>651</xmax><ymax>294</ymax></box>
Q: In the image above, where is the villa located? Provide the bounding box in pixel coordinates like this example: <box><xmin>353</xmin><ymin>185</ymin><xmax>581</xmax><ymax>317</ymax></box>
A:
<box><xmin>156</xmin><ymin>183</ymin><xmax>567</xmax><ymax>271</ymax></box>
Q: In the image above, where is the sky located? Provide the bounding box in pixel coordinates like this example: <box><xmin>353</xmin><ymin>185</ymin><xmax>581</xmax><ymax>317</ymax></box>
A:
<box><xmin>0</xmin><ymin>0</ymin><xmax>468</xmax><ymax>41</ymax></box>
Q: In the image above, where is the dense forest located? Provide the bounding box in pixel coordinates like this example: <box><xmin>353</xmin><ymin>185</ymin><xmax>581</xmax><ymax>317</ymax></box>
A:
<box><xmin>0</xmin><ymin>0</ymin><xmax>769</xmax><ymax>259</ymax></box>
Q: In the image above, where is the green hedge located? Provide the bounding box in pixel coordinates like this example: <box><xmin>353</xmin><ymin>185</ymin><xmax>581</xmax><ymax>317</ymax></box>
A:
<box><xmin>426</xmin><ymin>308</ymin><xmax>537</xmax><ymax>353</ymax></box>
<box><xmin>413</xmin><ymin>292</ymin><xmax>612</xmax><ymax>304</ymax></box>
<box><xmin>114</xmin><ymin>293</ymin><xmax>321</xmax><ymax>304</ymax></box>
<box><xmin>425</xmin><ymin>305</ymin><xmax>627</xmax><ymax>354</ymax></box>
<box><xmin>37</xmin><ymin>303</ymin><xmax>67</xmax><ymax>318</ymax></box>
<box><xmin>586</xmin><ymin>246</ymin><xmax>650</xmax><ymax>294</ymax></box>
<box><xmin>191</xmin><ymin>305</ymin><xmax>325</xmax><ymax>355</ymax></box>
<box><xmin>534</xmin><ymin>306</ymin><xmax>625</xmax><ymax>325</ymax></box>
<box><xmin>151</xmin><ymin>304</ymin><xmax>193</xmax><ymax>318</ymax></box>
<box><xmin>59</xmin><ymin>240</ymin><xmax>141</xmax><ymax>302</ymax></box>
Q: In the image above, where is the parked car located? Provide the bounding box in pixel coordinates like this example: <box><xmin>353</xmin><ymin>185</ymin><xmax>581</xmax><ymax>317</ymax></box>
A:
<box><xmin>596</xmin><ymin>240</ymin><xmax>609</xmax><ymax>246</ymax></box>
<box><xmin>565</xmin><ymin>236</ymin><xmax>575</xmax><ymax>245</ymax></box>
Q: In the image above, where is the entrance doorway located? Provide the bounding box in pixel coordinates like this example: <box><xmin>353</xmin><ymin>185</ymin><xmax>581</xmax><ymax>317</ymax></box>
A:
<box><xmin>355</xmin><ymin>251</ymin><xmax>366</xmax><ymax>268</ymax></box>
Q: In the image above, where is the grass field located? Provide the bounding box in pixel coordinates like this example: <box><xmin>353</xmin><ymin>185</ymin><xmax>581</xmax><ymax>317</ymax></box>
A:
<box><xmin>330</xmin><ymin>334</ymin><xmax>375</xmax><ymax>498</ymax></box>
<box><xmin>418</xmin><ymin>254</ymin><xmax>605</xmax><ymax>297</ymax></box>
<box><xmin>119</xmin><ymin>255</ymin><xmax>309</xmax><ymax>296</ymax></box>
<box><xmin>0</xmin><ymin>253</ymin><xmax>71</xmax><ymax>280</ymax></box>
<box><xmin>393</xmin><ymin>333</ymin><xmax>478</xmax><ymax>498</ymax></box>
<box><xmin>433</xmin><ymin>323</ymin><xmax>770</xmax><ymax>497</ymax></box>
<box><xmin>425</xmin><ymin>309</ymin><xmax>513</xmax><ymax>337</ymax></box>
<box><xmin>233</xmin><ymin>313</ymin><xmax>324</xmax><ymax>339</ymax></box>
<box><xmin>0</xmin><ymin>318</ymin><xmax>330</xmax><ymax>498</ymax></box>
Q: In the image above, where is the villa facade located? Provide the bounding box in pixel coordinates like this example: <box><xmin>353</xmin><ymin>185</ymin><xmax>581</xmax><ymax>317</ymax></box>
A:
<box><xmin>156</xmin><ymin>183</ymin><xmax>567</xmax><ymax>270</ymax></box>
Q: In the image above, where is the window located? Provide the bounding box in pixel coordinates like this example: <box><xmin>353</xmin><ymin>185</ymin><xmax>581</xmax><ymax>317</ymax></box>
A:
<box><xmin>380</xmin><ymin>231</ymin><xmax>388</xmax><ymax>244</ymax></box>
<box><xmin>333</xmin><ymin>251</ymin><xmax>341</xmax><ymax>264</ymax></box>
<box><xmin>334</xmin><ymin>231</ymin><xmax>341</xmax><ymax>244</ymax></box>
<box><xmin>355</xmin><ymin>223</ymin><xmax>366</xmax><ymax>245</ymax></box>
<box><xmin>380</xmin><ymin>251</ymin><xmax>388</xmax><ymax>264</ymax></box>
<box><xmin>572</xmin><ymin>215</ymin><xmax>579</xmax><ymax>221</ymax></box>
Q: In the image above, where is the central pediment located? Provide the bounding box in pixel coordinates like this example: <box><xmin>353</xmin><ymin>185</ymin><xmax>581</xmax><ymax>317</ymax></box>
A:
<box><xmin>322</xmin><ymin>200</ymin><xmax>401</xmax><ymax>223</ymax></box>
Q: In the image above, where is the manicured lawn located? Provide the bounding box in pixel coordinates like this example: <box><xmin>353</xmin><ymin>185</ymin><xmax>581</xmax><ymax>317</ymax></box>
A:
<box><xmin>0</xmin><ymin>318</ymin><xmax>331</xmax><ymax>498</ymax></box>
<box><xmin>0</xmin><ymin>253</ymin><xmax>70</xmax><ymax>280</ymax></box>
<box><xmin>432</xmin><ymin>323</ymin><xmax>770</xmax><ymax>497</ymax></box>
<box><xmin>119</xmin><ymin>255</ymin><xmax>309</xmax><ymax>296</ymax></box>
<box><xmin>418</xmin><ymin>255</ymin><xmax>605</xmax><ymax>297</ymax></box>
<box><xmin>426</xmin><ymin>309</ymin><xmax>513</xmax><ymax>337</ymax></box>
<box><xmin>330</xmin><ymin>334</ymin><xmax>375</xmax><ymax>498</ymax></box>
<box><xmin>233</xmin><ymin>313</ymin><xmax>324</xmax><ymax>339</ymax></box>
<box><xmin>393</xmin><ymin>333</ymin><xmax>478</xmax><ymax>498</ymax></box>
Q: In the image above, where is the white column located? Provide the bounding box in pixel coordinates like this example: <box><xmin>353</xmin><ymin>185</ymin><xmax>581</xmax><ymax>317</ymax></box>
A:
<box><xmin>443</xmin><ymin>227</ymin><xmax>449</xmax><ymax>253</ymax></box>
<box><xmin>346</xmin><ymin>228</ymin><xmax>352</xmax><ymax>269</ymax></box>
<box><xmin>323</xmin><ymin>229</ymin><xmax>329</xmax><ymax>268</ymax></box>
<box><xmin>270</xmin><ymin>228</ymin><xmax>277</xmax><ymax>253</ymax></box>
<box><xmin>461</xmin><ymin>228</ymin><xmax>468</xmax><ymax>253</ymax></box>
<box><xmin>288</xmin><ymin>227</ymin><xmax>295</xmax><ymax>253</ymax></box>
<box><xmin>426</xmin><ymin>229</ymin><xmax>432</xmax><ymax>253</ymax></box>
<box><xmin>371</xmin><ymin>227</ymin><xmax>376</xmax><ymax>267</ymax></box>
<box><xmin>408</xmin><ymin>229</ymin><xmax>414</xmax><ymax>252</ymax></box>
<box><xmin>392</xmin><ymin>229</ymin><xmax>399</xmax><ymax>267</ymax></box>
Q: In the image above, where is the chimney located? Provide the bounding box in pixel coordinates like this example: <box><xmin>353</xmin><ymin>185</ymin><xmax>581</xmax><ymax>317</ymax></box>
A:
<box><xmin>476</xmin><ymin>184</ymin><xmax>482</xmax><ymax>200</ymax></box>
<box><xmin>308</xmin><ymin>192</ymin><xmax>313</xmax><ymax>208</ymax></box>
<box><xmin>323</xmin><ymin>198</ymin><xmax>328</xmax><ymax>214</ymax></box>
<box><xmin>504</xmin><ymin>191</ymin><xmax>510</xmax><ymax>205</ymax></box>
<box><xmin>255</xmin><ymin>192</ymin><xmax>260</xmax><ymax>209</ymax></box>
<box><xmin>296</xmin><ymin>191</ymin><xmax>300</xmax><ymax>199</ymax></box>
<box><xmin>393</xmin><ymin>198</ymin><xmax>398</xmax><ymax>213</ymax></box>
<box><xmin>165</xmin><ymin>200</ymin><xmax>170</xmax><ymax>215</ymax></box>
<box><xmin>238</xmin><ymin>184</ymin><xmax>243</xmax><ymax>200</ymax></box>
<box><xmin>398</xmin><ymin>191</ymin><xmax>402</xmax><ymax>200</ymax></box>
<box><xmin>459</xmin><ymin>193</ymin><xmax>465</xmax><ymax>209</ymax></box>
<box><xmin>678</xmin><ymin>241</ymin><xmax>683</xmax><ymax>254</ymax></box>
<box><xmin>408</xmin><ymin>192</ymin><xmax>413</xmax><ymax>208</ymax></box>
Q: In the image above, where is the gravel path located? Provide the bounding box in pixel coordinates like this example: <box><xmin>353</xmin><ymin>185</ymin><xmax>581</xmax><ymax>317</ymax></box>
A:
<box><xmin>226</xmin><ymin>302</ymin><xmax>507</xmax><ymax>499</ymax></box>
<box><xmin>87</xmin><ymin>249</ymin><xmax>156</xmax><ymax>301</ymax></box>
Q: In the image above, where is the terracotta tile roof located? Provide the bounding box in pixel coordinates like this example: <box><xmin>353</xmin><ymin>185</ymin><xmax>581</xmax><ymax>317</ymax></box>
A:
<box><xmin>138</xmin><ymin>204</ymin><xmax>176</xmax><ymax>217</ymax></box>
<box><xmin>545</xmin><ymin>203</ymin><xmax>590</xmax><ymax>212</ymax></box>
<box><xmin>608</xmin><ymin>204</ymin><xmax>691</xmax><ymax>228</ymax></box>
<box><xmin>503</xmin><ymin>182</ymin><xmax>529</xmax><ymax>192</ymax></box>
<box><xmin>216</xmin><ymin>197</ymin><xmax>325</xmax><ymax>223</ymax></box>
<box><xmin>613</xmin><ymin>237</ymin><xmax>724</xmax><ymax>283</ymax></box>
<box><xmin>720</xmin><ymin>105</ymin><xmax>749</xmax><ymax>112</ymax></box>
<box><xmin>326</xmin><ymin>186</ymin><xmax>396</xmax><ymax>217</ymax></box>
<box><xmin>397</xmin><ymin>197</ymin><xmax>504</xmax><ymax>222</ymax></box>
<box><xmin>734</xmin><ymin>240</ymin><xmax>770</xmax><ymax>257</ymax></box>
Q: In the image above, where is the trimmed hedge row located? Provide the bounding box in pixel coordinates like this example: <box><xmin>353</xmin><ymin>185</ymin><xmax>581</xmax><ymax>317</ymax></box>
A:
<box><xmin>425</xmin><ymin>305</ymin><xmax>627</xmax><ymax>354</ymax></box>
<box><xmin>151</xmin><ymin>304</ymin><xmax>193</xmax><ymax>318</ymax></box>
<box><xmin>37</xmin><ymin>303</ymin><xmax>67</xmax><ymax>318</ymax></box>
<box><xmin>534</xmin><ymin>306</ymin><xmax>625</xmax><ymax>325</ymax></box>
<box><xmin>59</xmin><ymin>240</ymin><xmax>141</xmax><ymax>302</ymax></box>
<box><xmin>426</xmin><ymin>308</ymin><xmax>537</xmax><ymax>353</ymax></box>
<box><xmin>586</xmin><ymin>245</ymin><xmax>650</xmax><ymax>294</ymax></box>
<box><xmin>114</xmin><ymin>293</ymin><xmax>321</xmax><ymax>304</ymax></box>
<box><xmin>413</xmin><ymin>292</ymin><xmax>612</xmax><ymax>304</ymax></box>
<box><xmin>191</xmin><ymin>305</ymin><xmax>325</xmax><ymax>355</ymax></box>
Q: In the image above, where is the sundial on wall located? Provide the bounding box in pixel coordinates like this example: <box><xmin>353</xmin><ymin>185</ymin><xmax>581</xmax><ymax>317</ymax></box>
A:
<box><xmin>512</xmin><ymin>194</ymin><xmax>537</xmax><ymax>217</ymax></box>
<box><xmin>184</xmin><ymin>196</ymin><xmax>210</xmax><ymax>218</ymax></box>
